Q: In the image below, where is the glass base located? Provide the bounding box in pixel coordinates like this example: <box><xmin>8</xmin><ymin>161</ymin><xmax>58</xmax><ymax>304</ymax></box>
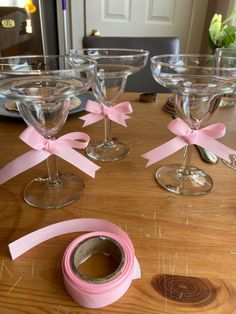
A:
<box><xmin>222</xmin><ymin>154</ymin><xmax>236</xmax><ymax>170</ymax></box>
<box><xmin>86</xmin><ymin>140</ymin><xmax>129</xmax><ymax>162</ymax></box>
<box><xmin>155</xmin><ymin>164</ymin><xmax>213</xmax><ymax>195</ymax></box>
<box><xmin>23</xmin><ymin>173</ymin><xmax>84</xmax><ymax>209</ymax></box>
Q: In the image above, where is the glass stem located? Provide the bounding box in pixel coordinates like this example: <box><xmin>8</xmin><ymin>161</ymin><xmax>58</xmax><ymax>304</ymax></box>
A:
<box><xmin>104</xmin><ymin>102</ymin><xmax>113</xmax><ymax>145</ymax></box>
<box><xmin>104</xmin><ymin>118</ymin><xmax>112</xmax><ymax>144</ymax></box>
<box><xmin>181</xmin><ymin>144</ymin><xmax>193</xmax><ymax>175</ymax></box>
<box><xmin>46</xmin><ymin>136</ymin><xmax>60</xmax><ymax>187</ymax></box>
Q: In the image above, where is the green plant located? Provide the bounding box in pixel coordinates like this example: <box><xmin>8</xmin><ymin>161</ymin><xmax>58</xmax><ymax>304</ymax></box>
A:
<box><xmin>209</xmin><ymin>9</ymin><xmax>236</xmax><ymax>52</ymax></box>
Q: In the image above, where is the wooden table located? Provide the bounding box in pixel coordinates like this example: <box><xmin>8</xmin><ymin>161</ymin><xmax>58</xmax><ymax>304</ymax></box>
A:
<box><xmin>1</xmin><ymin>93</ymin><xmax>236</xmax><ymax>313</ymax></box>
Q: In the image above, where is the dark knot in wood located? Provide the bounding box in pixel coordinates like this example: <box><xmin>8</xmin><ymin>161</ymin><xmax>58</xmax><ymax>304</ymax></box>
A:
<box><xmin>152</xmin><ymin>274</ymin><xmax>217</xmax><ymax>306</ymax></box>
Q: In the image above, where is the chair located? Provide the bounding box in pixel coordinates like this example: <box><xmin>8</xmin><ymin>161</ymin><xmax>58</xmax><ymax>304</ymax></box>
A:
<box><xmin>82</xmin><ymin>36</ymin><xmax>180</xmax><ymax>93</ymax></box>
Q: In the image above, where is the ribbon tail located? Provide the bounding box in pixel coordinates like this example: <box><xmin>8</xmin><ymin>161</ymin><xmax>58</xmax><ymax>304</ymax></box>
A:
<box><xmin>0</xmin><ymin>150</ymin><xmax>49</xmax><ymax>185</ymax></box>
<box><xmin>133</xmin><ymin>257</ymin><xmax>141</xmax><ymax>279</ymax></box>
<box><xmin>56</xmin><ymin>147</ymin><xmax>100</xmax><ymax>178</ymax></box>
<box><xmin>9</xmin><ymin>218</ymin><xmax>134</xmax><ymax>260</ymax></box>
<box><xmin>80</xmin><ymin>113</ymin><xmax>104</xmax><ymax>127</ymax></box>
<box><xmin>195</xmin><ymin>136</ymin><xmax>236</xmax><ymax>163</ymax></box>
<box><xmin>142</xmin><ymin>137</ymin><xmax>186</xmax><ymax>167</ymax></box>
<box><xmin>109</xmin><ymin>112</ymin><xmax>131</xmax><ymax>127</ymax></box>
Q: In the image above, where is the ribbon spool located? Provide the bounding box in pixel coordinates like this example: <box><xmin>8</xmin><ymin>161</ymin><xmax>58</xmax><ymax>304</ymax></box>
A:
<box><xmin>63</xmin><ymin>231</ymin><xmax>136</xmax><ymax>308</ymax></box>
<box><xmin>9</xmin><ymin>219</ymin><xmax>140</xmax><ymax>309</ymax></box>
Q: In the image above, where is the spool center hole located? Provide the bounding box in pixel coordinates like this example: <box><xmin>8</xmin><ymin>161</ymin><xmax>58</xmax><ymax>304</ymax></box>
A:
<box><xmin>78</xmin><ymin>252</ymin><xmax>120</xmax><ymax>279</ymax></box>
<box><xmin>72</xmin><ymin>236</ymin><xmax>124</xmax><ymax>283</ymax></box>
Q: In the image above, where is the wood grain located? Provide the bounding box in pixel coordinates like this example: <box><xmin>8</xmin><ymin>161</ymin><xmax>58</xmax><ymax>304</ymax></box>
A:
<box><xmin>0</xmin><ymin>93</ymin><xmax>236</xmax><ymax>313</ymax></box>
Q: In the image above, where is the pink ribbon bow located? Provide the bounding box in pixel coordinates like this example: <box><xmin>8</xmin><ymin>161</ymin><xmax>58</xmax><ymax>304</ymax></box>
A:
<box><xmin>80</xmin><ymin>100</ymin><xmax>133</xmax><ymax>127</ymax></box>
<box><xmin>142</xmin><ymin>118</ymin><xmax>236</xmax><ymax>166</ymax></box>
<box><xmin>0</xmin><ymin>126</ymin><xmax>100</xmax><ymax>185</ymax></box>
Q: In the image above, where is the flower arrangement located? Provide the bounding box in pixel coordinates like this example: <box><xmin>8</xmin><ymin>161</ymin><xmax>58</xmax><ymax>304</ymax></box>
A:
<box><xmin>209</xmin><ymin>9</ymin><xmax>236</xmax><ymax>52</ymax></box>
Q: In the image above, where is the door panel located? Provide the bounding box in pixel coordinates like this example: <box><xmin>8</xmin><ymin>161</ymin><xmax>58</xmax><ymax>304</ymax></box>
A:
<box><xmin>84</xmin><ymin>0</ymin><xmax>208</xmax><ymax>53</ymax></box>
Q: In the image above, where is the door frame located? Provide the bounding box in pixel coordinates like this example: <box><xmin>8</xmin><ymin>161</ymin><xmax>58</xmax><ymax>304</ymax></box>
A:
<box><xmin>70</xmin><ymin>0</ymin><xmax>85</xmax><ymax>50</ymax></box>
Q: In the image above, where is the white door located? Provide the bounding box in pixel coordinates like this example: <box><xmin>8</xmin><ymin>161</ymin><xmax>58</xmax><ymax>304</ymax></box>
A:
<box><xmin>71</xmin><ymin>0</ymin><xmax>208</xmax><ymax>53</ymax></box>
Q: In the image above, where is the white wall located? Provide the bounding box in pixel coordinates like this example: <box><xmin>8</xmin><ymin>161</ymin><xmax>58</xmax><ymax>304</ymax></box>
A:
<box><xmin>215</xmin><ymin>0</ymin><xmax>236</xmax><ymax>18</ymax></box>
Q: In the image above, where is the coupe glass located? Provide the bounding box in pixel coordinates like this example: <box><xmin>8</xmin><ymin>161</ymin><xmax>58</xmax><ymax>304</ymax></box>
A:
<box><xmin>0</xmin><ymin>55</ymin><xmax>96</xmax><ymax>209</ymax></box>
<box><xmin>215</xmin><ymin>48</ymin><xmax>236</xmax><ymax>107</ymax></box>
<box><xmin>150</xmin><ymin>54</ymin><xmax>235</xmax><ymax>195</ymax></box>
<box><xmin>70</xmin><ymin>48</ymin><xmax>149</xmax><ymax>162</ymax></box>
<box><xmin>215</xmin><ymin>48</ymin><xmax>236</xmax><ymax>170</ymax></box>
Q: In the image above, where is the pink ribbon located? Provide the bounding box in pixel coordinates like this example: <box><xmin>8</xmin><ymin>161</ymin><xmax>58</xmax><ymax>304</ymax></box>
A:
<box><xmin>80</xmin><ymin>100</ymin><xmax>133</xmax><ymax>127</ymax></box>
<box><xmin>9</xmin><ymin>218</ymin><xmax>141</xmax><ymax>309</ymax></box>
<box><xmin>142</xmin><ymin>118</ymin><xmax>236</xmax><ymax>166</ymax></box>
<box><xmin>0</xmin><ymin>126</ymin><xmax>100</xmax><ymax>184</ymax></box>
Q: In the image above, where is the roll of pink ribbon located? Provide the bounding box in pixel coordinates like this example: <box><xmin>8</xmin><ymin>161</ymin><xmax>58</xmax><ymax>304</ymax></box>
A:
<box><xmin>8</xmin><ymin>219</ymin><xmax>140</xmax><ymax>309</ymax></box>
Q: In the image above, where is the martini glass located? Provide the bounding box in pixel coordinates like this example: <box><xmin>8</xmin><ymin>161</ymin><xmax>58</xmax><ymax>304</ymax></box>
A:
<box><xmin>150</xmin><ymin>54</ymin><xmax>235</xmax><ymax>195</ymax></box>
<box><xmin>0</xmin><ymin>55</ymin><xmax>96</xmax><ymax>208</ymax></box>
<box><xmin>70</xmin><ymin>48</ymin><xmax>149</xmax><ymax>162</ymax></box>
<box><xmin>215</xmin><ymin>48</ymin><xmax>236</xmax><ymax>170</ymax></box>
<box><xmin>215</xmin><ymin>48</ymin><xmax>236</xmax><ymax>107</ymax></box>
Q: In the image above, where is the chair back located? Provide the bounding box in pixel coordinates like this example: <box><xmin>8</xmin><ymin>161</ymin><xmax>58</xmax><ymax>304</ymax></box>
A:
<box><xmin>82</xmin><ymin>36</ymin><xmax>180</xmax><ymax>93</ymax></box>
